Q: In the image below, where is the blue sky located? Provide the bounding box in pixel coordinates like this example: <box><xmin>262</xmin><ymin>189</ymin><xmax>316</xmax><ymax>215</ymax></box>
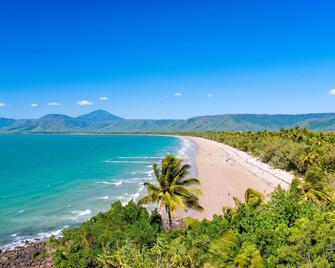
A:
<box><xmin>1</xmin><ymin>0</ymin><xmax>335</xmax><ymax>119</ymax></box>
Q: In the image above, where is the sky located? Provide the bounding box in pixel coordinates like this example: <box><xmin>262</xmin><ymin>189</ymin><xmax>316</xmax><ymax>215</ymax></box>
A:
<box><xmin>1</xmin><ymin>0</ymin><xmax>335</xmax><ymax>119</ymax></box>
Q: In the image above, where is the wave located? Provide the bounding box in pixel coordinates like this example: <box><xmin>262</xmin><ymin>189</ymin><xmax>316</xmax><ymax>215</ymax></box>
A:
<box><xmin>174</xmin><ymin>137</ymin><xmax>197</xmax><ymax>177</ymax></box>
<box><xmin>131</xmin><ymin>170</ymin><xmax>154</xmax><ymax>175</ymax></box>
<box><xmin>98</xmin><ymin>195</ymin><xmax>109</xmax><ymax>200</ymax></box>
<box><xmin>105</xmin><ymin>160</ymin><xmax>153</xmax><ymax>164</ymax></box>
<box><xmin>72</xmin><ymin>209</ymin><xmax>92</xmax><ymax>217</ymax></box>
<box><xmin>0</xmin><ymin>226</ymin><xmax>69</xmax><ymax>251</ymax></box>
<box><xmin>114</xmin><ymin>156</ymin><xmax>163</xmax><ymax>159</ymax></box>
<box><xmin>117</xmin><ymin>182</ymin><xmax>146</xmax><ymax>205</ymax></box>
<box><xmin>125</xmin><ymin>177</ymin><xmax>152</xmax><ymax>183</ymax></box>
<box><xmin>96</xmin><ymin>176</ymin><xmax>153</xmax><ymax>187</ymax></box>
<box><xmin>176</xmin><ymin>138</ymin><xmax>195</xmax><ymax>159</ymax></box>
<box><xmin>131</xmin><ymin>192</ymin><xmax>140</xmax><ymax>200</ymax></box>
<box><xmin>96</xmin><ymin>180</ymin><xmax>123</xmax><ymax>186</ymax></box>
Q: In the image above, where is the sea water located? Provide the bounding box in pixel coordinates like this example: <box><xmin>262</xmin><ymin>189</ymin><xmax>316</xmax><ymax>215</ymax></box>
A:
<box><xmin>0</xmin><ymin>134</ymin><xmax>194</xmax><ymax>249</ymax></box>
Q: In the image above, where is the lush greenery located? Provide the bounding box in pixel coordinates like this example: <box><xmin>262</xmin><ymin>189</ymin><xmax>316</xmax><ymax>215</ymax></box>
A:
<box><xmin>48</xmin><ymin>128</ymin><xmax>335</xmax><ymax>267</ymax></box>
<box><xmin>49</xmin><ymin>187</ymin><xmax>335</xmax><ymax>267</ymax></box>
<box><xmin>138</xmin><ymin>154</ymin><xmax>203</xmax><ymax>228</ymax></box>
<box><xmin>189</xmin><ymin>127</ymin><xmax>335</xmax><ymax>176</ymax></box>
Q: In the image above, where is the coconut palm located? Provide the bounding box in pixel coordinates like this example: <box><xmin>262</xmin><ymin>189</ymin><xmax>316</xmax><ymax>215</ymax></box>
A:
<box><xmin>244</xmin><ymin>188</ymin><xmax>264</xmax><ymax>207</ymax></box>
<box><xmin>297</xmin><ymin>179</ymin><xmax>330</xmax><ymax>205</ymax></box>
<box><xmin>300</xmin><ymin>151</ymin><xmax>319</xmax><ymax>167</ymax></box>
<box><xmin>290</xmin><ymin>167</ymin><xmax>331</xmax><ymax>205</ymax></box>
<box><xmin>138</xmin><ymin>154</ymin><xmax>203</xmax><ymax>228</ymax></box>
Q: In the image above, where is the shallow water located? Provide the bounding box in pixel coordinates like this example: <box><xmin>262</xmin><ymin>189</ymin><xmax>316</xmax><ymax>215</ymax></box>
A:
<box><xmin>0</xmin><ymin>134</ymin><xmax>192</xmax><ymax>249</ymax></box>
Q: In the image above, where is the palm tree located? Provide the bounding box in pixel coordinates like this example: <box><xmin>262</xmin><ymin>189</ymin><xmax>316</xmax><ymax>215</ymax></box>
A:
<box><xmin>295</xmin><ymin>178</ymin><xmax>330</xmax><ymax>205</ymax></box>
<box><xmin>244</xmin><ymin>188</ymin><xmax>264</xmax><ymax>207</ymax></box>
<box><xmin>290</xmin><ymin>167</ymin><xmax>331</xmax><ymax>205</ymax></box>
<box><xmin>300</xmin><ymin>151</ymin><xmax>319</xmax><ymax>168</ymax></box>
<box><xmin>138</xmin><ymin>154</ymin><xmax>203</xmax><ymax>228</ymax></box>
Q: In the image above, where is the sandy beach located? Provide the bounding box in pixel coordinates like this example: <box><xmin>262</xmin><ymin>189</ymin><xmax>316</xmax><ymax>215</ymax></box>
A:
<box><xmin>184</xmin><ymin>137</ymin><xmax>294</xmax><ymax>219</ymax></box>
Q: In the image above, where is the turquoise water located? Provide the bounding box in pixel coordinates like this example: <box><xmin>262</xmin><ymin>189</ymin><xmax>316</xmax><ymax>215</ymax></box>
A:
<box><xmin>0</xmin><ymin>134</ymin><xmax>189</xmax><ymax>249</ymax></box>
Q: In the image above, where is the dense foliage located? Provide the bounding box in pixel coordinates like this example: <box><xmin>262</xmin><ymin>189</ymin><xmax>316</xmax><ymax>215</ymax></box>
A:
<box><xmin>49</xmin><ymin>189</ymin><xmax>335</xmax><ymax>267</ymax></box>
<box><xmin>49</xmin><ymin>128</ymin><xmax>335</xmax><ymax>267</ymax></box>
<box><xmin>188</xmin><ymin>127</ymin><xmax>335</xmax><ymax>176</ymax></box>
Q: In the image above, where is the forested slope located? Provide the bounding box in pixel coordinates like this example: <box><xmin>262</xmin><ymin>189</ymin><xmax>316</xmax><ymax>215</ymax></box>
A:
<box><xmin>47</xmin><ymin>128</ymin><xmax>335</xmax><ymax>267</ymax></box>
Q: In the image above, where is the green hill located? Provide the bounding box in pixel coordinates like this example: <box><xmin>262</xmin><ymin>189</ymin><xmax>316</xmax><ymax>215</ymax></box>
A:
<box><xmin>1</xmin><ymin>111</ymin><xmax>335</xmax><ymax>132</ymax></box>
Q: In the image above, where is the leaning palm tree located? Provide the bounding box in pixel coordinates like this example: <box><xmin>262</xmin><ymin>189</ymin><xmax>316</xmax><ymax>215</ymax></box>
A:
<box><xmin>290</xmin><ymin>167</ymin><xmax>331</xmax><ymax>205</ymax></box>
<box><xmin>138</xmin><ymin>154</ymin><xmax>203</xmax><ymax>228</ymax></box>
<box><xmin>295</xmin><ymin>178</ymin><xmax>330</xmax><ymax>205</ymax></box>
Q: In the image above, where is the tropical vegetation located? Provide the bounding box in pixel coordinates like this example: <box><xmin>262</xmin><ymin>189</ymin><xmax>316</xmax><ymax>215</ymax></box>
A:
<box><xmin>47</xmin><ymin>127</ymin><xmax>335</xmax><ymax>267</ymax></box>
<box><xmin>187</xmin><ymin>127</ymin><xmax>335</xmax><ymax>177</ymax></box>
<box><xmin>138</xmin><ymin>154</ymin><xmax>203</xmax><ymax>228</ymax></box>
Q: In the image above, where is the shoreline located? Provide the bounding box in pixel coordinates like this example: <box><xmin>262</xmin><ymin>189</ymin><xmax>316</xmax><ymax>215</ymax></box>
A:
<box><xmin>0</xmin><ymin>134</ymin><xmax>293</xmax><ymax>253</ymax></box>
<box><xmin>182</xmin><ymin>136</ymin><xmax>294</xmax><ymax>219</ymax></box>
<box><xmin>0</xmin><ymin>134</ymin><xmax>189</xmax><ymax>252</ymax></box>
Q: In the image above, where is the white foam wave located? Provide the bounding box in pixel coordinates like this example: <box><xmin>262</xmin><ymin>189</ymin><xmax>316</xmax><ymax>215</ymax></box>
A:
<box><xmin>114</xmin><ymin>156</ymin><xmax>162</xmax><ymax>159</ymax></box>
<box><xmin>96</xmin><ymin>177</ymin><xmax>151</xmax><ymax>188</ymax></box>
<box><xmin>105</xmin><ymin>160</ymin><xmax>153</xmax><ymax>164</ymax></box>
<box><xmin>98</xmin><ymin>196</ymin><xmax>109</xmax><ymax>200</ymax></box>
<box><xmin>118</xmin><ymin>192</ymin><xmax>129</xmax><ymax>206</ymax></box>
<box><xmin>118</xmin><ymin>182</ymin><xmax>147</xmax><ymax>206</ymax></box>
<box><xmin>72</xmin><ymin>209</ymin><xmax>92</xmax><ymax>216</ymax></box>
<box><xmin>177</xmin><ymin>138</ymin><xmax>195</xmax><ymax>160</ymax></box>
<box><xmin>130</xmin><ymin>192</ymin><xmax>140</xmax><ymax>199</ymax></box>
<box><xmin>125</xmin><ymin>177</ymin><xmax>147</xmax><ymax>182</ymax></box>
<box><xmin>132</xmin><ymin>170</ymin><xmax>154</xmax><ymax>175</ymax></box>
<box><xmin>0</xmin><ymin>226</ymin><xmax>69</xmax><ymax>251</ymax></box>
<box><xmin>96</xmin><ymin>180</ymin><xmax>123</xmax><ymax>186</ymax></box>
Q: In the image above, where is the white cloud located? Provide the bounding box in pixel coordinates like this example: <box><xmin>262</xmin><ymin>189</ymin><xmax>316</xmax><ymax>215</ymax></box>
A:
<box><xmin>99</xmin><ymin>96</ymin><xmax>108</xmax><ymax>101</ymax></box>
<box><xmin>329</xmin><ymin>89</ymin><xmax>335</xmax><ymax>95</ymax></box>
<box><xmin>77</xmin><ymin>99</ymin><xmax>92</xmax><ymax>106</ymax></box>
<box><xmin>48</xmin><ymin>102</ymin><xmax>62</xmax><ymax>106</ymax></box>
<box><xmin>208</xmin><ymin>93</ymin><xmax>212</xmax><ymax>98</ymax></box>
<box><xmin>0</xmin><ymin>102</ymin><xmax>5</xmax><ymax>107</ymax></box>
<box><xmin>31</xmin><ymin>103</ymin><xmax>38</xmax><ymax>107</ymax></box>
<box><xmin>174</xmin><ymin>92</ymin><xmax>182</xmax><ymax>97</ymax></box>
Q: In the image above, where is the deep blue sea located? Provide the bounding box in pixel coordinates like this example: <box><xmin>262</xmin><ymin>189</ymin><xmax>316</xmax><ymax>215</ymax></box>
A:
<box><xmin>0</xmin><ymin>134</ymin><xmax>193</xmax><ymax>249</ymax></box>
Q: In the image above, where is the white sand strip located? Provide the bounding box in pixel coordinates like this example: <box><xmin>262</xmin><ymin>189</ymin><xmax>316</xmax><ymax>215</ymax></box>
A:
<box><xmin>183</xmin><ymin>136</ymin><xmax>294</xmax><ymax>219</ymax></box>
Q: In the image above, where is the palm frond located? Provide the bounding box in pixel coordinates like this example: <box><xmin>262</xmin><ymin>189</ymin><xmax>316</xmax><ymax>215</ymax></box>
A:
<box><xmin>144</xmin><ymin>182</ymin><xmax>160</xmax><ymax>193</ymax></box>
<box><xmin>184</xmin><ymin>197</ymin><xmax>204</xmax><ymax>211</ymax></box>
<box><xmin>171</xmin><ymin>185</ymin><xmax>202</xmax><ymax>197</ymax></box>
<box><xmin>178</xmin><ymin>177</ymin><xmax>200</xmax><ymax>186</ymax></box>
<box><xmin>138</xmin><ymin>193</ymin><xmax>159</xmax><ymax>206</ymax></box>
<box><xmin>153</xmin><ymin>162</ymin><xmax>161</xmax><ymax>180</ymax></box>
<box><xmin>176</xmin><ymin>164</ymin><xmax>191</xmax><ymax>179</ymax></box>
<box><xmin>244</xmin><ymin>188</ymin><xmax>263</xmax><ymax>207</ymax></box>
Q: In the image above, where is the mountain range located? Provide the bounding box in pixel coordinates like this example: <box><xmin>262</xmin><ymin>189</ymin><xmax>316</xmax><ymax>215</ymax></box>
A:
<box><xmin>1</xmin><ymin>110</ymin><xmax>335</xmax><ymax>132</ymax></box>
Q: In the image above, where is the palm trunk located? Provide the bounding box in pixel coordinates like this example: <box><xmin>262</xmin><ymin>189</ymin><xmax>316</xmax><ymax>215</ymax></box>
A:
<box><xmin>166</xmin><ymin>206</ymin><xmax>172</xmax><ymax>228</ymax></box>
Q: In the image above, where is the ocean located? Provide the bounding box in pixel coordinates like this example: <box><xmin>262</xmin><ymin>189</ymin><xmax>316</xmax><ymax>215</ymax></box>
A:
<box><xmin>0</xmin><ymin>134</ymin><xmax>194</xmax><ymax>249</ymax></box>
